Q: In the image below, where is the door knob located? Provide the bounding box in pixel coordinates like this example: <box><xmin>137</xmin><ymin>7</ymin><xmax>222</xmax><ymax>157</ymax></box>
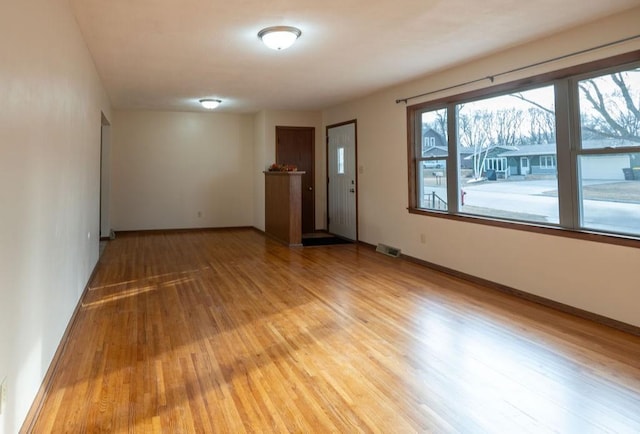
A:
<box><xmin>308</xmin><ymin>187</ymin><xmax>313</xmax><ymax>191</ymax></box>
<box><xmin>349</xmin><ymin>188</ymin><xmax>355</xmax><ymax>193</ymax></box>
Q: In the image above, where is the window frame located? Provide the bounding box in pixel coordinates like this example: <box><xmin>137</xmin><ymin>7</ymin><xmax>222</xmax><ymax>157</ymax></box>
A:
<box><xmin>486</xmin><ymin>157</ymin><xmax>508</xmax><ymax>172</ymax></box>
<box><xmin>413</xmin><ymin>106</ymin><xmax>450</xmax><ymax>211</ymax></box>
<box><xmin>540</xmin><ymin>155</ymin><xmax>556</xmax><ymax>169</ymax></box>
<box><xmin>406</xmin><ymin>50</ymin><xmax>640</xmax><ymax>248</ymax></box>
<box><xmin>571</xmin><ymin>64</ymin><xmax>640</xmax><ymax>234</ymax></box>
<box><xmin>423</xmin><ymin>136</ymin><xmax>436</xmax><ymax>149</ymax></box>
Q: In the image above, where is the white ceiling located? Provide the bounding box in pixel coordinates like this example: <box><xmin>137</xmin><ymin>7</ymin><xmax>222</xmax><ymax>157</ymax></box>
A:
<box><xmin>70</xmin><ymin>0</ymin><xmax>639</xmax><ymax>113</ymax></box>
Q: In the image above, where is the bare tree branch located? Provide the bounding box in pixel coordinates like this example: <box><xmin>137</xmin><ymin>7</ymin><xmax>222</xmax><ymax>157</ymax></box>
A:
<box><xmin>583</xmin><ymin>126</ymin><xmax>640</xmax><ymax>143</ymax></box>
<box><xmin>579</xmin><ymin>79</ymin><xmax>636</xmax><ymax>140</ymax></box>
<box><xmin>510</xmin><ymin>93</ymin><xmax>554</xmax><ymax>114</ymax></box>
<box><xmin>611</xmin><ymin>72</ymin><xmax>640</xmax><ymax>119</ymax></box>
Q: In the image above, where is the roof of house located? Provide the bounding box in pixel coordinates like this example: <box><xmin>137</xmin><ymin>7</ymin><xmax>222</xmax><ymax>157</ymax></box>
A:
<box><xmin>498</xmin><ymin>143</ymin><xmax>557</xmax><ymax>157</ymax></box>
<box><xmin>422</xmin><ymin>145</ymin><xmax>448</xmax><ymax>156</ymax></box>
<box><xmin>463</xmin><ymin>145</ymin><xmax>518</xmax><ymax>159</ymax></box>
<box><xmin>497</xmin><ymin>139</ymin><xmax>637</xmax><ymax>157</ymax></box>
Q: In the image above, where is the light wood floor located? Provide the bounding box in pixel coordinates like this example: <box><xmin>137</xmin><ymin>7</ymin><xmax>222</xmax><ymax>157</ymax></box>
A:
<box><xmin>30</xmin><ymin>229</ymin><xmax>640</xmax><ymax>433</ymax></box>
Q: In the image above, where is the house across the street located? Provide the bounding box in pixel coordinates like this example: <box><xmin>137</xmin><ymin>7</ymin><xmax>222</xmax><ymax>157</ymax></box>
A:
<box><xmin>462</xmin><ymin>140</ymin><xmax>640</xmax><ymax>180</ymax></box>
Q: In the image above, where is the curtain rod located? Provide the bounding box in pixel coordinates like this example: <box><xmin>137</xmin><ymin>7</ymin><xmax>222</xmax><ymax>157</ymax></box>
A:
<box><xmin>395</xmin><ymin>34</ymin><xmax>640</xmax><ymax>104</ymax></box>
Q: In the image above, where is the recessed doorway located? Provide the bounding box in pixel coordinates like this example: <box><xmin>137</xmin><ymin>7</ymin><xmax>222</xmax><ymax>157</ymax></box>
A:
<box><xmin>276</xmin><ymin>126</ymin><xmax>316</xmax><ymax>234</ymax></box>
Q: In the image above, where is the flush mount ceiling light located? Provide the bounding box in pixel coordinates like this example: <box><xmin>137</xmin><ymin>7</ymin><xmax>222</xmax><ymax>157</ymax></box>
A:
<box><xmin>199</xmin><ymin>98</ymin><xmax>221</xmax><ymax>109</ymax></box>
<box><xmin>258</xmin><ymin>26</ymin><xmax>301</xmax><ymax>50</ymax></box>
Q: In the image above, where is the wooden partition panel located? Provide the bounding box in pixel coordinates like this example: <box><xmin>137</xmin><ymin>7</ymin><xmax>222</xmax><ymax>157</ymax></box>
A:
<box><xmin>264</xmin><ymin>171</ymin><xmax>304</xmax><ymax>246</ymax></box>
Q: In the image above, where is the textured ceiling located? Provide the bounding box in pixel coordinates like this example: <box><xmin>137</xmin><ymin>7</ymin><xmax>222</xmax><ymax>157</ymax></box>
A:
<box><xmin>70</xmin><ymin>0</ymin><xmax>639</xmax><ymax>113</ymax></box>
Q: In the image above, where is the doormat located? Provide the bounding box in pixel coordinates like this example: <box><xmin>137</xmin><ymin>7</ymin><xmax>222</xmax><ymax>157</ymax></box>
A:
<box><xmin>302</xmin><ymin>236</ymin><xmax>352</xmax><ymax>246</ymax></box>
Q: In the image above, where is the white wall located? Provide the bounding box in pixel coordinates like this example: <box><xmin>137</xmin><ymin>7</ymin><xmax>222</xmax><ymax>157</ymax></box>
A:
<box><xmin>252</xmin><ymin>110</ymin><xmax>325</xmax><ymax>231</ymax></box>
<box><xmin>323</xmin><ymin>8</ymin><xmax>640</xmax><ymax>328</ymax></box>
<box><xmin>111</xmin><ymin>110</ymin><xmax>254</xmax><ymax>230</ymax></box>
<box><xmin>252</xmin><ymin>111</ymin><xmax>267</xmax><ymax>230</ymax></box>
<box><xmin>0</xmin><ymin>0</ymin><xmax>111</xmax><ymax>432</ymax></box>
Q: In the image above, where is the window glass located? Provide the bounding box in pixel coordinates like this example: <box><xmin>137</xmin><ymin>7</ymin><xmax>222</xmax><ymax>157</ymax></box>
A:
<box><xmin>578</xmin><ymin>155</ymin><xmax>640</xmax><ymax>236</ymax></box>
<box><xmin>578</xmin><ymin>67</ymin><xmax>640</xmax><ymax>150</ymax></box>
<box><xmin>418</xmin><ymin>160</ymin><xmax>447</xmax><ymax>210</ymax></box>
<box><xmin>540</xmin><ymin>156</ymin><xmax>556</xmax><ymax>168</ymax></box>
<box><xmin>456</xmin><ymin>86</ymin><xmax>559</xmax><ymax>224</ymax></box>
<box><xmin>419</xmin><ymin>109</ymin><xmax>448</xmax><ymax>210</ymax></box>
<box><xmin>576</xmin><ymin>65</ymin><xmax>640</xmax><ymax>236</ymax></box>
<box><xmin>407</xmin><ymin>57</ymin><xmax>640</xmax><ymax>242</ymax></box>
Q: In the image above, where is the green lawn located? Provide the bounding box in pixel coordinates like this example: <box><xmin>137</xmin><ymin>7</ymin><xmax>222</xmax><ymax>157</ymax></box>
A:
<box><xmin>460</xmin><ymin>206</ymin><xmax>548</xmax><ymax>223</ymax></box>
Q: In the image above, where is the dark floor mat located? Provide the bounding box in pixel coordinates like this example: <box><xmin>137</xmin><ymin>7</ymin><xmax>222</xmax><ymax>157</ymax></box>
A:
<box><xmin>302</xmin><ymin>236</ymin><xmax>352</xmax><ymax>246</ymax></box>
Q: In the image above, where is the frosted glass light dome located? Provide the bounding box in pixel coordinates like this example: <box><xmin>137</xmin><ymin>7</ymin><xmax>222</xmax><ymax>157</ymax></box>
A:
<box><xmin>258</xmin><ymin>26</ymin><xmax>301</xmax><ymax>50</ymax></box>
<box><xmin>199</xmin><ymin>99</ymin><xmax>221</xmax><ymax>109</ymax></box>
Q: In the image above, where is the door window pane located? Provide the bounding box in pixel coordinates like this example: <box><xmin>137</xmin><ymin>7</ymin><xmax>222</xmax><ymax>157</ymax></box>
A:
<box><xmin>337</xmin><ymin>147</ymin><xmax>345</xmax><ymax>174</ymax></box>
<box><xmin>457</xmin><ymin>85</ymin><xmax>559</xmax><ymax>223</ymax></box>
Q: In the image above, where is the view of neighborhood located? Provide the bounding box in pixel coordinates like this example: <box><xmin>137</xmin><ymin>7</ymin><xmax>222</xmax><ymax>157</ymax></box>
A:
<box><xmin>418</xmin><ymin>66</ymin><xmax>640</xmax><ymax>236</ymax></box>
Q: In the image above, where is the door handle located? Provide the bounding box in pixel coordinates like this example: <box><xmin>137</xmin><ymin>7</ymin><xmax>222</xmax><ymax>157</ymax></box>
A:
<box><xmin>308</xmin><ymin>187</ymin><xmax>313</xmax><ymax>191</ymax></box>
<box><xmin>349</xmin><ymin>188</ymin><xmax>355</xmax><ymax>193</ymax></box>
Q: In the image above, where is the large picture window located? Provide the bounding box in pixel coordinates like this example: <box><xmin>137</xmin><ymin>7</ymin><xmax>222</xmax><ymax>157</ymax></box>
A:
<box><xmin>455</xmin><ymin>85</ymin><xmax>558</xmax><ymax>224</ymax></box>
<box><xmin>407</xmin><ymin>54</ymin><xmax>640</xmax><ymax>242</ymax></box>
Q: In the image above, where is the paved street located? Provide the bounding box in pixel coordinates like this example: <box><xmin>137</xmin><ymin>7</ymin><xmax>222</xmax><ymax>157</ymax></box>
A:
<box><xmin>423</xmin><ymin>179</ymin><xmax>640</xmax><ymax>235</ymax></box>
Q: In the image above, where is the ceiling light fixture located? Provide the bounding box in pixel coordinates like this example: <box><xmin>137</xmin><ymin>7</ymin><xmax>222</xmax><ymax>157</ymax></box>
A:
<box><xmin>258</xmin><ymin>26</ymin><xmax>301</xmax><ymax>50</ymax></box>
<box><xmin>199</xmin><ymin>98</ymin><xmax>221</xmax><ymax>109</ymax></box>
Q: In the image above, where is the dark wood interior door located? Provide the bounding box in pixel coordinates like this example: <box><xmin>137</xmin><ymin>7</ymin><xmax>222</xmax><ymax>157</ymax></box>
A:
<box><xmin>276</xmin><ymin>126</ymin><xmax>315</xmax><ymax>234</ymax></box>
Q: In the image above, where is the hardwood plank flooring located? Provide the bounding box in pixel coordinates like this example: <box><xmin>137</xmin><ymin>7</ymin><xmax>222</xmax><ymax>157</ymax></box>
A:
<box><xmin>29</xmin><ymin>229</ymin><xmax>640</xmax><ymax>433</ymax></box>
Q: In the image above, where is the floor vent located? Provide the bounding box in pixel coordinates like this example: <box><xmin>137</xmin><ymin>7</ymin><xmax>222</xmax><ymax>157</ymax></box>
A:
<box><xmin>376</xmin><ymin>243</ymin><xmax>401</xmax><ymax>258</ymax></box>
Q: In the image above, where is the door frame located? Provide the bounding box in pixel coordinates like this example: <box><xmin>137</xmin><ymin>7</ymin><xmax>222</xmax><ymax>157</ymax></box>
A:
<box><xmin>100</xmin><ymin>112</ymin><xmax>111</xmax><ymax>240</ymax></box>
<box><xmin>326</xmin><ymin>119</ymin><xmax>358</xmax><ymax>241</ymax></box>
<box><xmin>275</xmin><ymin>126</ymin><xmax>315</xmax><ymax>233</ymax></box>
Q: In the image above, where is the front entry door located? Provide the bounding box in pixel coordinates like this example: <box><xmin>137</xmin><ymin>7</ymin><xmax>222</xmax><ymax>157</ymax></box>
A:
<box><xmin>276</xmin><ymin>126</ymin><xmax>315</xmax><ymax>234</ymax></box>
<box><xmin>327</xmin><ymin>121</ymin><xmax>357</xmax><ymax>240</ymax></box>
<box><xmin>520</xmin><ymin>157</ymin><xmax>530</xmax><ymax>175</ymax></box>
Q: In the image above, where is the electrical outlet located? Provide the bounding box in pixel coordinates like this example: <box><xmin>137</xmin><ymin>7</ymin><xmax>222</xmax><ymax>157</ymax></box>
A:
<box><xmin>197</xmin><ymin>211</ymin><xmax>202</xmax><ymax>218</ymax></box>
<box><xmin>420</xmin><ymin>233</ymin><xmax>426</xmax><ymax>244</ymax></box>
<box><xmin>0</xmin><ymin>377</ymin><xmax>7</xmax><ymax>415</ymax></box>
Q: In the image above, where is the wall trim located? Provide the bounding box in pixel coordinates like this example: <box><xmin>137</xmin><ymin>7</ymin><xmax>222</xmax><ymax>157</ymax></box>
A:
<box><xmin>20</xmin><ymin>259</ymin><xmax>102</xmax><ymax>433</ymax></box>
<box><xmin>114</xmin><ymin>226</ymin><xmax>254</xmax><ymax>237</ymax></box>
<box><xmin>358</xmin><ymin>241</ymin><xmax>640</xmax><ymax>337</ymax></box>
